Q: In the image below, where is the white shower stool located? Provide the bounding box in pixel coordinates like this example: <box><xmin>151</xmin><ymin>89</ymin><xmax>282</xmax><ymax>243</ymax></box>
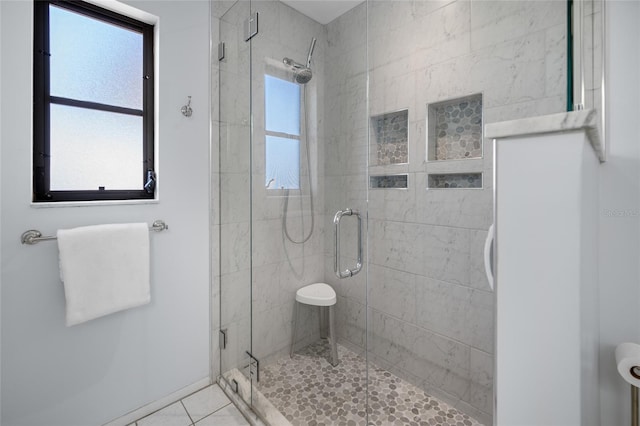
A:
<box><xmin>290</xmin><ymin>283</ymin><xmax>339</xmax><ymax>367</ymax></box>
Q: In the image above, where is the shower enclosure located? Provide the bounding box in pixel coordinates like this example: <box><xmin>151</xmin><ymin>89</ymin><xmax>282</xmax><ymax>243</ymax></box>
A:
<box><xmin>216</xmin><ymin>1</ymin><xmax>569</xmax><ymax>424</ymax></box>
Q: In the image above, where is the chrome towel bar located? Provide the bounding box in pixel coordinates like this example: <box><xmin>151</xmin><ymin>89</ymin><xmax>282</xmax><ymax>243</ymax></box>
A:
<box><xmin>20</xmin><ymin>220</ymin><xmax>169</xmax><ymax>245</ymax></box>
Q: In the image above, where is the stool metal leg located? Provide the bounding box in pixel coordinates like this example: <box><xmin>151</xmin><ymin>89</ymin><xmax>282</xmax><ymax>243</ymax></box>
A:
<box><xmin>632</xmin><ymin>384</ymin><xmax>638</xmax><ymax>426</ymax></box>
<box><xmin>319</xmin><ymin>306</ymin><xmax>328</xmax><ymax>339</ymax></box>
<box><xmin>290</xmin><ymin>301</ymin><xmax>300</xmax><ymax>358</ymax></box>
<box><xmin>328</xmin><ymin>304</ymin><xmax>339</xmax><ymax>367</ymax></box>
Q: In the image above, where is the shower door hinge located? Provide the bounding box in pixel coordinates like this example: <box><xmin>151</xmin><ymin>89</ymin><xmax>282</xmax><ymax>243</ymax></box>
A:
<box><xmin>219</xmin><ymin>329</ymin><xmax>227</xmax><ymax>350</ymax></box>
<box><xmin>246</xmin><ymin>351</ymin><xmax>260</xmax><ymax>382</ymax></box>
<box><xmin>218</xmin><ymin>42</ymin><xmax>225</xmax><ymax>61</ymax></box>
<box><xmin>244</xmin><ymin>12</ymin><xmax>258</xmax><ymax>41</ymax></box>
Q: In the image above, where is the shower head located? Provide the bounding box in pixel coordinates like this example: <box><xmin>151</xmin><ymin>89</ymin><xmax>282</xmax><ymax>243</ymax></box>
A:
<box><xmin>282</xmin><ymin>37</ymin><xmax>317</xmax><ymax>85</ymax></box>
<box><xmin>283</xmin><ymin>57</ymin><xmax>313</xmax><ymax>84</ymax></box>
<box><xmin>295</xmin><ymin>67</ymin><xmax>313</xmax><ymax>84</ymax></box>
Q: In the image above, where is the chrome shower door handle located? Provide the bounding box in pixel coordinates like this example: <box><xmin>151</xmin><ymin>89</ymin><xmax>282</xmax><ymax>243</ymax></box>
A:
<box><xmin>333</xmin><ymin>208</ymin><xmax>362</xmax><ymax>279</ymax></box>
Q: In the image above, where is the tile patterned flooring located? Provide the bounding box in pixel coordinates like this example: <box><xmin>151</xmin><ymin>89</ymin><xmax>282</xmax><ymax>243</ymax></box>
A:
<box><xmin>131</xmin><ymin>341</ymin><xmax>482</xmax><ymax>426</ymax></box>
<box><xmin>256</xmin><ymin>341</ymin><xmax>482</xmax><ymax>426</ymax></box>
<box><xmin>130</xmin><ymin>384</ymin><xmax>249</xmax><ymax>426</ymax></box>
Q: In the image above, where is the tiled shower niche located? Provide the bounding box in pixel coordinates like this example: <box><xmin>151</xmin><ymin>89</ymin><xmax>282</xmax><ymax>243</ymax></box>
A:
<box><xmin>370</xmin><ymin>174</ymin><xmax>408</xmax><ymax>189</ymax></box>
<box><xmin>370</xmin><ymin>109</ymin><xmax>408</xmax><ymax>165</ymax></box>
<box><xmin>428</xmin><ymin>94</ymin><xmax>483</xmax><ymax>161</ymax></box>
<box><xmin>428</xmin><ymin>173</ymin><xmax>482</xmax><ymax>189</ymax></box>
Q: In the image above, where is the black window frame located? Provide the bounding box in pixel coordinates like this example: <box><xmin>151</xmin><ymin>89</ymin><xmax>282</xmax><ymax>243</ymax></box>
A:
<box><xmin>33</xmin><ymin>0</ymin><xmax>155</xmax><ymax>202</ymax></box>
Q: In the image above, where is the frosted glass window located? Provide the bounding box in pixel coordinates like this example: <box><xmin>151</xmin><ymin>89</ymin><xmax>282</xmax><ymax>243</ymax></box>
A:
<box><xmin>50</xmin><ymin>105</ymin><xmax>142</xmax><ymax>191</ymax></box>
<box><xmin>265</xmin><ymin>136</ymin><xmax>300</xmax><ymax>190</ymax></box>
<box><xmin>50</xmin><ymin>5</ymin><xmax>143</xmax><ymax>109</ymax></box>
<box><xmin>33</xmin><ymin>0</ymin><xmax>154</xmax><ymax>202</ymax></box>
<box><xmin>265</xmin><ymin>75</ymin><xmax>300</xmax><ymax>136</ymax></box>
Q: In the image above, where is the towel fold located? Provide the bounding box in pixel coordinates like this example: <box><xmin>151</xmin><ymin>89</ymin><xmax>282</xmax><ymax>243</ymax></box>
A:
<box><xmin>57</xmin><ymin>223</ymin><xmax>151</xmax><ymax>326</ymax></box>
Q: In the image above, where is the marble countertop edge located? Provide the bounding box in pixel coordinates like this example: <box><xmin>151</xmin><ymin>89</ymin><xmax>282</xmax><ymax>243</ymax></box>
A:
<box><xmin>484</xmin><ymin>109</ymin><xmax>604</xmax><ymax>162</ymax></box>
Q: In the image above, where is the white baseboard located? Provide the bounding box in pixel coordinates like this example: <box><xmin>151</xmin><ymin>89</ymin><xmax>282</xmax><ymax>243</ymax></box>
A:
<box><xmin>102</xmin><ymin>377</ymin><xmax>212</xmax><ymax>426</ymax></box>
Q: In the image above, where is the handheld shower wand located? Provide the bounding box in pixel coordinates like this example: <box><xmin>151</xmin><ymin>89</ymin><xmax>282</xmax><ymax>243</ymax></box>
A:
<box><xmin>306</xmin><ymin>37</ymin><xmax>316</xmax><ymax>68</ymax></box>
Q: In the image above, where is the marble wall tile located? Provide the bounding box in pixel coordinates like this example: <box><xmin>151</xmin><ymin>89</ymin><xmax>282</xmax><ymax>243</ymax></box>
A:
<box><xmin>467</xmin><ymin>348</ymin><xmax>494</xmax><ymax>415</ymax></box>
<box><xmin>368</xmin><ymin>174</ymin><xmax>417</xmax><ymax>222</ymax></box>
<box><xmin>368</xmin><ymin>0</ymin><xmax>415</xmax><ymax>35</ymax></box>
<box><xmin>416</xmin><ymin>173</ymin><xmax>493</xmax><ymax>229</ymax></box>
<box><xmin>370</xmin><ymin>72</ymin><xmax>417</xmax><ymax>123</ymax></box>
<box><xmin>368</xmin><ymin>264</ymin><xmax>417</xmax><ymax>323</ymax></box>
<box><xmin>369</xmin><ymin>0</ymin><xmax>470</xmax><ymax>71</ymax></box>
<box><xmin>218</xmin><ymin>72</ymin><xmax>250</xmax><ymax>125</ymax></box>
<box><xmin>545</xmin><ymin>24</ymin><xmax>568</xmax><ymax>99</ymax></box>
<box><xmin>369</xmin><ymin>25</ymin><xmax>417</xmax><ymax>71</ymax></box>
<box><xmin>212</xmin><ymin>0</ymin><xmax>237</xmax><ymax>20</ymax></box>
<box><xmin>369</xmin><ymin>219</ymin><xmax>471</xmax><ymax>285</ymax></box>
<box><xmin>416</xmin><ymin>54</ymin><xmax>474</xmax><ymax>106</ymax></box>
<box><xmin>396</xmin><ymin>33</ymin><xmax>472</xmax><ymax>88</ymax></box>
<box><xmin>470</xmin><ymin>0</ymin><xmax>565</xmax><ymax>51</ymax></box>
<box><xmin>416</xmin><ymin>277</ymin><xmax>494</xmax><ymax>353</ymax></box>
<box><xmin>326</xmin><ymin>2</ymin><xmax>366</xmax><ymax>52</ymax></box>
<box><xmin>408</xmin><ymin>120</ymin><xmax>428</xmax><ymax>173</ymax></box>
<box><xmin>411</xmin><ymin>0</ymin><xmax>458</xmax><ymax>19</ymax></box>
<box><xmin>220</xmin><ymin>222</ymin><xmax>251</xmax><ymax>275</ymax></box>
<box><xmin>220</xmin><ymin>268</ymin><xmax>251</xmax><ymax>325</ymax></box>
<box><xmin>251</xmin><ymin>217</ymin><xmax>323</xmax><ymax>268</ymax></box>
<box><xmin>253</xmin><ymin>302</ymin><xmax>295</xmax><ymax>361</ymax></box>
<box><xmin>220</xmin><ymin>172</ymin><xmax>250</xmax><ymax>225</ymax></box>
<box><xmin>411</xmin><ymin>0</ymin><xmax>471</xmax><ymax>53</ymax></box>
<box><xmin>218</xmin><ymin>122</ymin><xmax>251</xmax><ymax>173</ymax></box>
<box><xmin>468</xmin><ymin>32</ymin><xmax>547</xmax><ymax>108</ymax></box>
<box><xmin>277</xmin><ymin>1</ymin><xmax>326</xmax><ymax>56</ymax></box>
<box><xmin>252</xmin><ymin>256</ymin><xmax>325</xmax><ymax>311</ymax></box>
<box><xmin>336</xmin><ymin>295</ymin><xmax>366</xmax><ymax>349</ymax></box>
<box><xmin>483</xmin><ymin>95</ymin><xmax>565</xmax><ymax>124</ymax></box>
<box><xmin>369</xmin><ymin>308</ymin><xmax>471</xmax><ymax>400</ymax></box>
<box><xmin>469</xmin><ymin>348</ymin><xmax>493</xmax><ymax>389</ymax></box>
<box><xmin>325</xmin><ymin>42</ymin><xmax>367</xmax><ymax>92</ymax></box>
<box><xmin>425</xmin><ymin>158</ymin><xmax>484</xmax><ymax>174</ymax></box>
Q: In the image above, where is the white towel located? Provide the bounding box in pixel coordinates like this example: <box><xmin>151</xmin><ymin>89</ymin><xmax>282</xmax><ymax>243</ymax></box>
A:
<box><xmin>57</xmin><ymin>223</ymin><xmax>151</xmax><ymax>326</ymax></box>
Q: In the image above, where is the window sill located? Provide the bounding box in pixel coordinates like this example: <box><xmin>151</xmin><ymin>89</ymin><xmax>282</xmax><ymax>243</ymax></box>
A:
<box><xmin>31</xmin><ymin>198</ymin><xmax>159</xmax><ymax>208</ymax></box>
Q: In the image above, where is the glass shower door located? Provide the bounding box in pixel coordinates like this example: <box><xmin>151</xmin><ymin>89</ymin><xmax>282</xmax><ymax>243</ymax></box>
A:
<box><xmin>218</xmin><ymin>0</ymin><xmax>253</xmax><ymax>409</ymax></box>
<box><xmin>246</xmin><ymin>0</ymin><xmax>371</xmax><ymax>423</ymax></box>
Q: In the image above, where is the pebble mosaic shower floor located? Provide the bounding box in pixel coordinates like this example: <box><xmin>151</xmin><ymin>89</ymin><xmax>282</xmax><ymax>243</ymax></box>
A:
<box><xmin>256</xmin><ymin>340</ymin><xmax>482</xmax><ymax>426</ymax></box>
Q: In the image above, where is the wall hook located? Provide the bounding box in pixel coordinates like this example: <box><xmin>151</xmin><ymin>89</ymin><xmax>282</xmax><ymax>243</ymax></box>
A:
<box><xmin>181</xmin><ymin>96</ymin><xmax>193</xmax><ymax>117</ymax></box>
